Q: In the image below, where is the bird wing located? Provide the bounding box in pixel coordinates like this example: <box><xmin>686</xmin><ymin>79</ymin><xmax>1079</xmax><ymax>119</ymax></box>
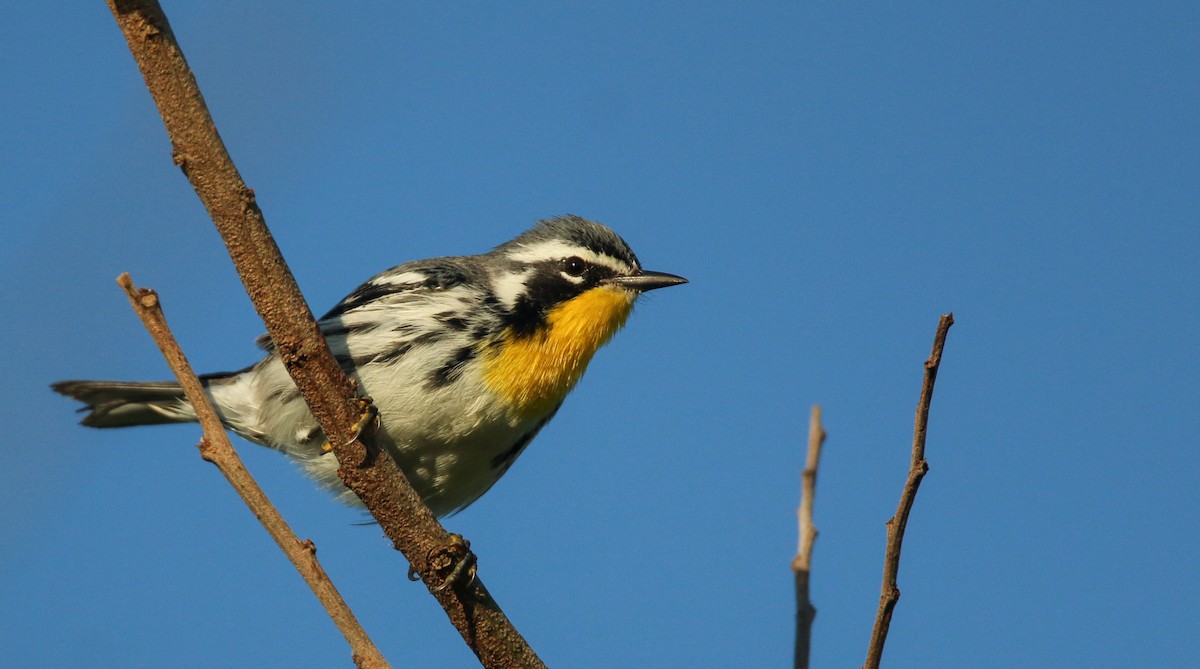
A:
<box><xmin>254</xmin><ymin>257</ymin><xmax>483</xmax><ymax>355</ymax></box>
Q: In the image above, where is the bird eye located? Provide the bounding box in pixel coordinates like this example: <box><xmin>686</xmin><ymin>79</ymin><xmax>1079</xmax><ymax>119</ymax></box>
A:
<box><xmin>563</xmin><ymin>256</ymin><xmax>587</xmax><ymax>277</ymax></box>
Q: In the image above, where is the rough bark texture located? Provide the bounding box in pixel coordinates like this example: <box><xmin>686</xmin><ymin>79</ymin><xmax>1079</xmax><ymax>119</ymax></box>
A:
<box><xmin>106</xmin><ymin>2</ymin><xmax>545</xmax><ymax>666</ymax></box>
<box><xmin>118</xmin><ymin>275</ymin><xmax>388</xmax><ymax>669</ymax></box>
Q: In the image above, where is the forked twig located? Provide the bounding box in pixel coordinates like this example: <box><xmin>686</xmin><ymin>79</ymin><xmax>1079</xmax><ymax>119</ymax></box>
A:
<box><xmin>863</xmin><ymin>313</ymin><xmax>954</xmax><ymax>669</ymax></box>
<box><xmin>105</xmin><ymin>1</ymin><xmax>544</xmax><ymax>666</ymax></box>
<box><xmin>117</xmin><ymin>274</ymin><xmax>387</xmax><ymax>669</ymax></box>
<box><xmin>793</xmin><ymin>406</ymin><xmax>826</xmax><ymax>669</ymax></box>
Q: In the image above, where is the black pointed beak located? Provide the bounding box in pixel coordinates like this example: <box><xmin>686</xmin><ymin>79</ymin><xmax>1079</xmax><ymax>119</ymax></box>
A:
<box><xmin>609</xmin><ymin>270</ymin><xmax>688</xmax><ymax>292</ymax></box>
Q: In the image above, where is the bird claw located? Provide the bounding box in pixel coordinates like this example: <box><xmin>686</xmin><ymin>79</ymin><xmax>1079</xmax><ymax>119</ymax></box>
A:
<box><xmin>407</xmin><ymin>534</ymin><xmax>477</xmax><ymax>592</ymax></box>
<box><xmin>321</xmin><ymin>397</ymin><xmax>379</xmax><ymax>454</ymax></box>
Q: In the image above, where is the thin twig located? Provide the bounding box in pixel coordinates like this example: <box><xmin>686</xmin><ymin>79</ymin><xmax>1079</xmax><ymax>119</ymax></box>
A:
<box><xmin>793</xmin><ymin>405</ymin><xmax>826</xmax><ymax>669</ymax></box>
<box><xmin>117</xmin><ymin>274</ymin><xmax>388</xmax><ymax>669</ymax></box>
<box><xmin>863</xmin><ymin>313</ymin><xmax>954</xmax><ymax>669</ymax></box>
<box><xmin>105</xmin><ymin>2</ymin><xmax>544</xmax><ymax>667</ymax></box>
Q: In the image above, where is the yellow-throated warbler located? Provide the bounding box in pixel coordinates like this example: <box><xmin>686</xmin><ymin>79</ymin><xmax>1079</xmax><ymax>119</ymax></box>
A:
<box><xmin>53</xmin><ymin>215</ymin><xmax>686</xmax><ymax>517</ymax></box>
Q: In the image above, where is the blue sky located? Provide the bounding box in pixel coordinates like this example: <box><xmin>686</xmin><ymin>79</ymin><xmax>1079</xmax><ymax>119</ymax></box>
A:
<box><xmin>3</xmin><ymin>2</ymin><xmax>1198</xmax><ymax>667</ymax></box>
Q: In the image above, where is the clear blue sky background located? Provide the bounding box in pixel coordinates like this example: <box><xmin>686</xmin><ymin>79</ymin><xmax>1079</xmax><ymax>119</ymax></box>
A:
<box><xmin>3</xmin><ymin>3</ymin><xmax>1197</xmax><ymax>667</ymax></box>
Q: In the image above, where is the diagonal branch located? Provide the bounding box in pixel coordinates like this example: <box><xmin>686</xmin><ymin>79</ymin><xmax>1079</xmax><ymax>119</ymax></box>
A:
<box><xmin>105</xmin><ymin>1</ymin><xmax>543</xmax><ymax>666</ymax></box>
<box><xmin>792</xmin><ymin>405</ymin><xmax>826</xmax><ymax>669</ymax></box>
<box><xmin>117</xmin><ymin>274</ymin><xmax>387</xmax><ymax>669</ymax></box>
<box><xmin>863</xmin><ymin>313</ymin><xmax>954</xmax><ymax>669</ymax></box>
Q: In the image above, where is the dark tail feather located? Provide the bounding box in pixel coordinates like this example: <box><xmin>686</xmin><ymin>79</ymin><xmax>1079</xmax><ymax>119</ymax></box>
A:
<box><xmin>51</xmin><ymin>380</ymin><xmax>195</xmax><ymax>428</ymax></box>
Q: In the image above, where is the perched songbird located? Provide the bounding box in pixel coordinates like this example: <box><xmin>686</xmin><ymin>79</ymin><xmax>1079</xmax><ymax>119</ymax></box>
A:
<box><xmin>53</xmin><ymin>216</ymin><xmax>687</xmax><ymax>517</ymax></box>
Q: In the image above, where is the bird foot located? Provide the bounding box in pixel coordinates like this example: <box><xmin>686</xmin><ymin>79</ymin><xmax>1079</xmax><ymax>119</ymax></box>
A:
<box><xmin>321</xmin><ymin>397</ymin><xmax>379</xmax><ymax>454</ymax></box>
<box><xmin>407</xmin><ymin>534</ymin><xmax>477</xmax><ymax>593</ymax></box>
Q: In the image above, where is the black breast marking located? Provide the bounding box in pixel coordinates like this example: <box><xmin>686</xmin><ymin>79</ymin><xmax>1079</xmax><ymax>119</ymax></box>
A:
<box><xmin>489</xmin><ymin>403</ymin><xmax>562</xmax><ymax>474</ymax></box>
<box><xmin>427</xmin><ymin>345</ymin><xmax>477</xmax><ymax>388</ymax></box>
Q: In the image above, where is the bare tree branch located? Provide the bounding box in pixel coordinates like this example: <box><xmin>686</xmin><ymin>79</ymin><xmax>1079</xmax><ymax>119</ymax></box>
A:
<box><xmin>863</xmin><ymin>313</ymin><xmax>955</xmax><ymax>669</ymax></box>
<box><xmin>105</xmin><ymin>1</ymin><xmax>544</xmax><ymax>666</ymax></box>
<box><xmin>117</xmin><ymin>274</ymin><xmax>388</xmax><ymax>669</ymax></box>
<box><xmin>793</xmin><ymin>405</ymin><xmax>826</xmax><ymax>669</ymax></box>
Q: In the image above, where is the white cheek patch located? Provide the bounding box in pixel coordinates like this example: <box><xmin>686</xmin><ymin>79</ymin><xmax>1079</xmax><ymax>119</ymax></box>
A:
<box><xmin>506</xmin><ymin>240</ymin><xmax>635</xmax><ymax>275</ymax></box>
<box><xmin>492</xmin><ymin>268</ymin><xmax>535</xmax><ymax>310</ymax></box>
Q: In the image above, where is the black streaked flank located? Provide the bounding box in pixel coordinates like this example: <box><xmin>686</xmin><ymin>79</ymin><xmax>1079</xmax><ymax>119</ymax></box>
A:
<box><xmin>51</xmin><ymin>215</ymin><xmax>681</xmax><ymax>520</ymax></box>
<box><xmin>428</xmin><ymin>345</ymin><xmax>476</xmax><ymax>388</ymax></box>
<box><xmin>344</xmin><ymin>330</ymin><xmax>447</xmax><ymax>369</ymax></box>
<box><xmin>489</xmin><ymin>403</ymin><xmax>562</xmax><ymax>473</ymax></box>
<box><xmin>433</xmin><ymin>311</ymin><xmax>470</xmax><ymax>330</ymax></box>
<box><xmin>368</xmin><ymin>342</ymin><xmax>412</xmax><ymax>366</ymax></box>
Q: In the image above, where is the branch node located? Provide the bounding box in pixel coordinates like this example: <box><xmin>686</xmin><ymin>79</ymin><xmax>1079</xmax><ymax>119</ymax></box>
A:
<box><xmin>863</xmin><ymin>313</ymin><xmax>954</xmax><ymax>669</ymax></box>
<box><xmin>197</xmin><ymin>436</ymin><xmax>217</xmax><ymax>463</ymax></box>
<box><xmin>106</xmin><ymin>0</ymin><xmax>546</xmax><ymax>663</ymax></box>
<box><xmin>114</xmin><ymin>271</ymin><xmax>384</xmax><ymax>663</ymax></box>
<box><xmin>793</xmin><ymin>405</ymin><xmax>826</xmax><ymax>669</ymax></box>
<box><xmin>171</xmin><ymin>148</ymin><xmax>193</xmax><ymax>174</ymax></box>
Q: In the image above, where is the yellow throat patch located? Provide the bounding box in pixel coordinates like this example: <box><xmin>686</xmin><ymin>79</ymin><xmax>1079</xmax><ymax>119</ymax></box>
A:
<box><xmin>483</xmin><ymin>285</ymin><xmax>635</xmax><ymax>419</ymax></box>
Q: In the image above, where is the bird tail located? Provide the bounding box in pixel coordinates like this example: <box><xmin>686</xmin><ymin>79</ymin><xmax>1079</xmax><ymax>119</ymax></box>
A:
<box><xmin>51</xmin><ymin>379</ymin><xmax>198</xmax><ymax>428</ymax></box>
